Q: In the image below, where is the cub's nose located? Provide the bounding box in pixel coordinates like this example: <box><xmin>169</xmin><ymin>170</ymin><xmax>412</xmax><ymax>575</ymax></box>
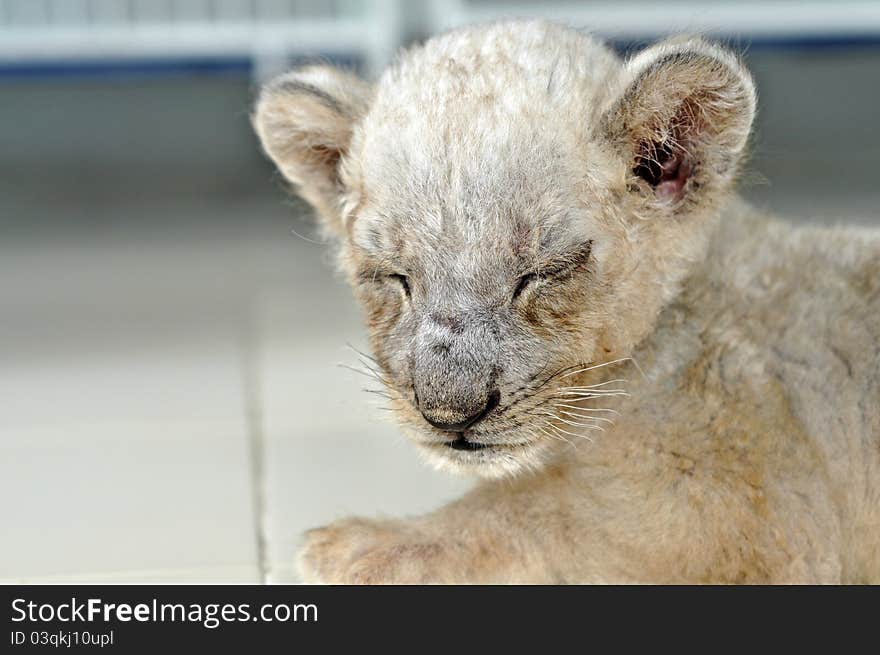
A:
<box><xmin>420</xmin><ymin>389</ymin><xmax>501</xmax><ymax>432</ymax></box>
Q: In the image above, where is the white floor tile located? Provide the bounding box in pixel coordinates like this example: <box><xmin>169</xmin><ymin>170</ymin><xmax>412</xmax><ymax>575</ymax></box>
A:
<box><xmin>0</xmin><ymin>294</ymin><xmax>260</xmax><ymax>582</ymax></box>
<box><xmin>2</xmin><ymin>345</ymin><xmax>247</xmax><ymax>430</ymax></box>
<box><xmin>0</xmin><ymin>424</ymin><xmax>260</xmax><ymax>583</ymax></box>
<box><xmin>8</xmin><ymin>566</ymin><xmax>260</xmax><ymax>584</ymax></box>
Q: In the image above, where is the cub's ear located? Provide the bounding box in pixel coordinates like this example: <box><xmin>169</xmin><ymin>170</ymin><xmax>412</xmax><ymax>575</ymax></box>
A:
<box><xmin>253</xmin><ymin>66</ymin><xmax>373</xmax><ymax>236</ymax></box>
<box><xmin>601</xmin><ymin>38</ymin><xmax>755</xmax><ymax>210</ymax></box>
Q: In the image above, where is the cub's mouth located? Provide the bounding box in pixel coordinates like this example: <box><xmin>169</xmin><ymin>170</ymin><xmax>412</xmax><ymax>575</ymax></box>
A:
<box><xmin>426</xmin><ymin>436</ymin><xmax>538</xmax><ymax>460</ymax></box>
<box><xmin>444</xmin><ymin>435</ymin><xmax>490</xmax><ymax>451</ymax></box>
<box><xmin>412</xmin><ymin>425</ymin><xmax>548</xmax><ymax>476</ymax></box>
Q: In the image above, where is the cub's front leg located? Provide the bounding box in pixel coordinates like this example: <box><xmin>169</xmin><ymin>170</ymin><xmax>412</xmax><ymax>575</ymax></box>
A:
<box><xmin>297</xmin><ymin>479</ymin><xmax>570</xmax><ymax>584</ymax></box>
<box><xmin>297</xmin><ymin>516</ymin><xmax>475</xmax><ymax>584</ymax></box>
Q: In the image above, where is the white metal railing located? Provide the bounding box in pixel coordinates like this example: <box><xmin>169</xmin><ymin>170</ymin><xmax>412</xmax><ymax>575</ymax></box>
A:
<box><xmin>0</xmin><ymin>0</ymin><xmax>403</xmax><ymax>78</ymax></box>
<box><xmin>428</xmin><ymin>0</ymin><xmax>880</xmax><ymax>42</ymax></box>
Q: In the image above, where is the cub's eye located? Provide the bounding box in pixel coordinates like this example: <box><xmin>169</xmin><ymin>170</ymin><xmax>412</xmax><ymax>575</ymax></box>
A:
<box><xmin>389</xmin><ymin>273</ymin><xmax>411</xmax><ymax>298</ymax></box>
<box><xmin>511</xmin><ymin>272</ymin><xmax>538</xmax><ymax>302</ymax></box>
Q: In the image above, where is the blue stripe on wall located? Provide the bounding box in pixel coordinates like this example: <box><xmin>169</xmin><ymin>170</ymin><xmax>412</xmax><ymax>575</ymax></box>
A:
<box><xmin>0</xmin><ymin>34</ymin><xmax>877</xmax><ymax>80</ymax></box>
<box><xmin>0</xmin><ymin>54</ymin><xmax>361</xmax><ymax>80</ymax></box>
<box><xmin>611</xmin><ymin>32</ymin><xmax>880</xmax><ymax>55</ymax></box>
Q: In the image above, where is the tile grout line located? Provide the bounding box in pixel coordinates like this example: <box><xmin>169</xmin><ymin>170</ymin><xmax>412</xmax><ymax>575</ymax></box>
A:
<box><xmin>240</xmin><ymin>317</ymin><xmax>270</xmax><ymax>585</ymax></box>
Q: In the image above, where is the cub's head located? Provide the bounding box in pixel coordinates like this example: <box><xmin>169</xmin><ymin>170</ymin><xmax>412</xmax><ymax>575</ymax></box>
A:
<box><xmin>253</xmin><ymin>21</ymin><xmax>755</xmax><ymax>477</ymax></box>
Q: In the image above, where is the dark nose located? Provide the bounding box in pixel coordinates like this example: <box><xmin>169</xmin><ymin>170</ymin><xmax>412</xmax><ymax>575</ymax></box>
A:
<box><xmin>421</xmin><ymin>389</ymin><xmax>501</xmax><ymax>432</ymax></box>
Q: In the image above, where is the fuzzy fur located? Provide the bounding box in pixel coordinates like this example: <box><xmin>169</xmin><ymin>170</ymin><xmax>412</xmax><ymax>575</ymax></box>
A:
<box><xmin>253</xmin><ymin>20</ymin><xmax>879</xmax><ymax>583</ymax></box>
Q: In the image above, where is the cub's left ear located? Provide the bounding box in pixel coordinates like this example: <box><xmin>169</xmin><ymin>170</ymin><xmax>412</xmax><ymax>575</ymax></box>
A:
<box><xmin>601</xmin><ymin>39</ymin><xmax>756</xmax><ymax>208</ymax></box>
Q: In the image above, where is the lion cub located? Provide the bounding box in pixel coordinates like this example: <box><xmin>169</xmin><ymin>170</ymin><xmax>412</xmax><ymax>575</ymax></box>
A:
<box><xmin>254</xmin><ymin>20</ymin><xmax>880</xmax><ymax>583</ymax></box>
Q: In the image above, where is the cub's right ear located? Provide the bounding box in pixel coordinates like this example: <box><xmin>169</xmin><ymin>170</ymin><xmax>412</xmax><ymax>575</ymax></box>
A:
<box><xmin>252</xmin><ymin>66</ymin><xmax>373</xmax><ymax>236</ymax></box>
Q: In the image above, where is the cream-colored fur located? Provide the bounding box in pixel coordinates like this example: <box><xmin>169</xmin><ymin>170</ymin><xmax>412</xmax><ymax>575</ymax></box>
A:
<box><xmin>254</xmin><ymin>21</ymin><xmax>880</xmax><ymax>583</ymax></box>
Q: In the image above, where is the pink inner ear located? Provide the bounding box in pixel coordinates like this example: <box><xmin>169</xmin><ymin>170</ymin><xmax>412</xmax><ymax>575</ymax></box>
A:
<box><xmin>633</xmin><ymin>140</ymin><xmax>692</xmax><ymax>202</ymax></box>
<box><xmin>655</xmin><ymin>153</ymin><xmax>691</xmax><ymax>201</ymax></box>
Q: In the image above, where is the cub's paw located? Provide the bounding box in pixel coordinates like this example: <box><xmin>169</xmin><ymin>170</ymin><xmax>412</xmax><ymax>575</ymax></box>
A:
<box><xmin>296</xmin><ymin>517</ymin><xmax>448</xmax><ymax>584</ymax></box>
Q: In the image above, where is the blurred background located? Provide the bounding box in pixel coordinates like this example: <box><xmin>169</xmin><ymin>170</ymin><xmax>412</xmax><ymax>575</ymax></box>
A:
<box><xmin>2</xmin><ymin>0</ymin><xmax>879</xmax><ymax>583</ymax></box>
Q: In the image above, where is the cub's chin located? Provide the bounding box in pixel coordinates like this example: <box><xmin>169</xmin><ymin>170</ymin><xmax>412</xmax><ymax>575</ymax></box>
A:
<box><xmin>412</xmin><ymin>435</ymin><xmax>552</xmax><ymax>479</ymax></box>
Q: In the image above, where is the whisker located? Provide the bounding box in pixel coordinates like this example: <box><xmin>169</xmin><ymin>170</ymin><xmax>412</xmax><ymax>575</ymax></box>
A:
<box><xmin>515</xmin><ymin>359</ymin><xmax>611</xmax><ymax>400</ymax></box>
<box><xmin>553</xmin><ymin>404</ymin><xmax>621</xmax><ymax>415</ymax></box>
<box><xmin>539</xmin><ymin>412</ymin><xmax>605</xmax><ymax>431</ymax></box>
<box><xmin>337</xmin><ymin>362</ymin><xmax>388</xmax><ymax>385</ymax></box>
<box><xmin>537</xmin><ymin>424</ymin><xmax>569</xmax><ymax>444</ymax></box>
<box><xmin>555</xmin><ymin>391</ymin><xmax>631</xmax><ymax>399</ymax></box>
<box><xmin>344</xmin><ymin>342</ymin><xmax>379</xmax><ymax>365</ymax></box>
<box><xmin>338</xmin><ymin>362</ymin><xmax>378</xmax><ymax>378</ymax></box>
<box><xmin>557</xmin><ymin>409</ymin><xmax>615</xmax><ymax>425</ymax></box>
<box><xmin>558</xmin><ymin>357</ymin><xmax>634</xmax><ymax>379</ymax></box>
<box><xmin>573</xmin><ymin>378</ymin><xmax>629</xmax><ymax>389</ymax></box>
<box><xmin>538</xmin><ymin>424</ymin><xmax>579</xmax><ymax>451</ymax></box>
<box><xmin>507</xmin><ymin>354</ymin><xmax>646</xmax><ymax>411</ymax></box>
<box><xmin>545</xmin><ymin>422</ymin><xmax>595</xmax><ymax>443</ymax></box>
<box><xmin>630</xmin><ymin>355</ymin><xmax>649</xmax><ymax>381</ymax></box>
<box><xmin>352</xmin><ymin>352</ymin><xmax>385</xmax><ymax>377</ymax></box>
<box><xmin>344</xmin><ymin>344</ymin><xmax>391</xmax><ymax>383</ymax></box>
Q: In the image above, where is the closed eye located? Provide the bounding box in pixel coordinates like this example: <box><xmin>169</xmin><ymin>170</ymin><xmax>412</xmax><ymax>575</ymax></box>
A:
<box><xmin>512</xmin><ymin>272</ymin><xmax>538</xmax><ymax>301</ymax></box>
<box><xmin>512</xmin><ymin>240</ymin><xmax>593</xmax><ymax>302</ymax></box>
<box><xmin>389</xmin><ymin>273</ymin><xmax>411</xmax><ymax>298</ymax></box>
